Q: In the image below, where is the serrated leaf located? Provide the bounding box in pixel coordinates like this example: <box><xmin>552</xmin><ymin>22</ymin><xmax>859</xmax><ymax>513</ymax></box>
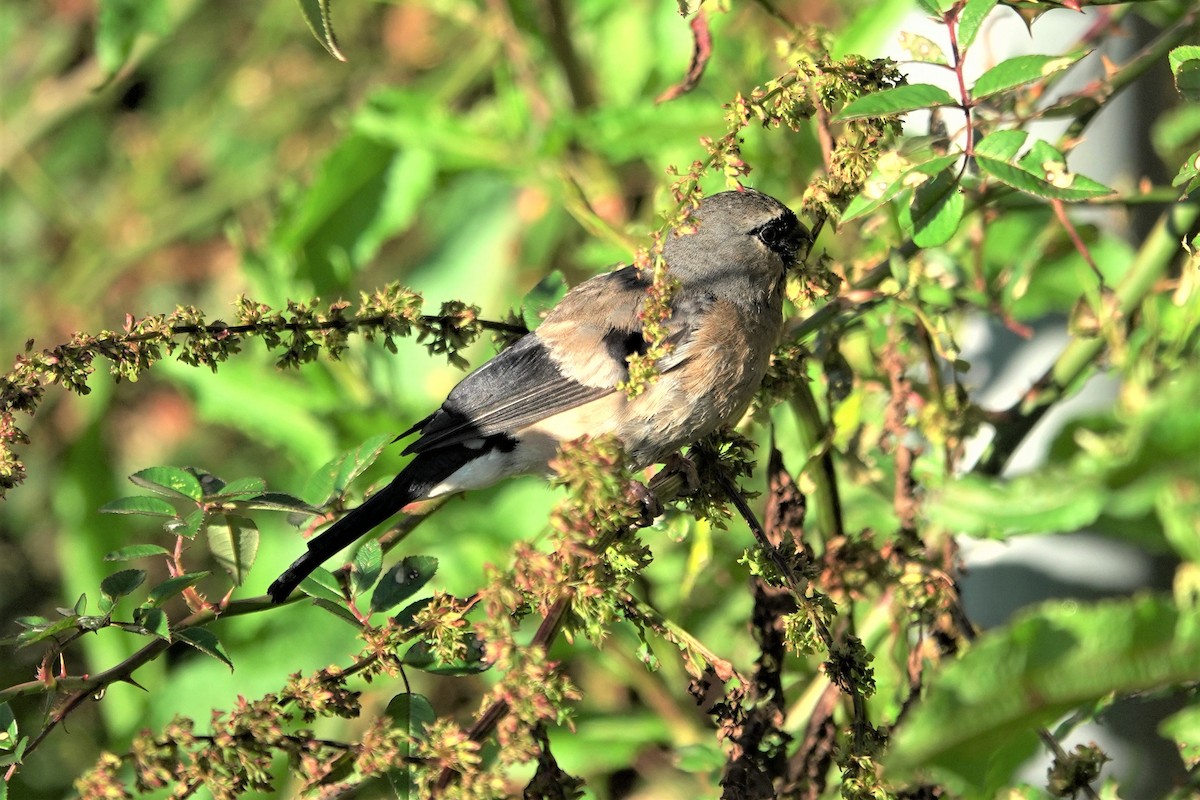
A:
<box><xmin>176</xmin><ymin>627</ymin><xmax>233</xmax><ymax>670</ymax></box>
<box><xmin>370</xmin><ymin>556</ymin><xmax>438</xmax><ymax>614</ymax></box>
<box><xmin>206</xmin><ymin>515</ymin><xmax>259</xmax><ymax>586</ymax></box>
<box><xmin>16</xmin><ymin>616</ymin><xmax>77</xmax><ymax>647</ymax></box>
<box><xmin>0</xmin><ymin>733</ymin><xmax>26</xmax><ymax>771</ymax></box>
<box><xmin>957</xmin><ymin>0</ymin><xmax>999</xmax><ymax>50</ymax></box>
<box><xmin>104</xmin><ymin>544</ymin><xmax>172</xmax><ymax>561</ymax></box>
<box><xmin>886</xmin><ymin>595</ymin><xmax>1200</xmax><ymax>794</ymax></box>
<box><xmin>971</xmin><ymin>53</ymin><xmax>1083</xmax><ymax>100</ymax></box>
<box><xmin>145</xmin><ymin>572</ymin><xmax>209</xmax><ymax>607</ymax></box>
<box><xmin>211</xmin><ymin>476</ymin><xmax>267</xmax><ymax>500</ymax></box>
<box><xmin>352</xmin><ymin>539</ymin><xmax>383</xmax><ymax>596</ymax></box>
<box><xmin>1169</xmin><ymin>45</ymin><xmax>1200</xmax><ymax>102</ymax></box>
<box><xmin>835</xmin><ymin>84</ymin><xmax>958</xmax><ymax>121</ymax></box>
<box><xmin>295</xmin><ymin>0</ymin><xmax>346</xmax><ymax>61</ymax></box>
<box><xmin>304</xmin><ymin>434</ymin><xmax>394</xmax><ymax>505</ymax></box>
<box><xmin>235</xmin><ymin>492</ymin><xmax>320</xmax><ymax>514</ymax></box>
<box><xmin>313</xmin><ymin>598</ymin><xmax>363</xmax><ymax>628</ymax></box>
<box><xmin>901</xmin><ymin>167</ymin><xmax>964</xmax><ymax>247</ymax></box>
<box><xmin>130</xmin><ymin>467</ymin><xmax>203</xmax><ymax>502</ymax></box>
<box><xmin>166</xmin><ymin>508</ymin><xmax>206</xmax><ymax>540</ymax></box>
<box><xmin>384</xmin><ymin>693</ymin><xmax>436</xmax><ymax>798</ymax></box>
<box><xmin>101</xmin><ymin>569</ymin><xmax>147</xmax><ymax>602</ymax></box>
<box><xmin>133</xmin><ymin>607</ymin><xmax>170</xmax><ymax>641</ymax></box>
<box><xmin>100</xmin><ymin>496</ymin><xmax>178</xmax><ymax>517</ymax></box>
<box><xmin>298</xmin><ymin>567</ymin><xmax>345</xmax><ymax>602</ymax></box>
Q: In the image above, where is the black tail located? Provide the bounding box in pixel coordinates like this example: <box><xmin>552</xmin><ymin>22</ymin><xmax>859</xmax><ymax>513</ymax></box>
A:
<box><xmin>267</xmin><ymin>473</ymin><xmax>420</xmax><ymax>603</ymax></box>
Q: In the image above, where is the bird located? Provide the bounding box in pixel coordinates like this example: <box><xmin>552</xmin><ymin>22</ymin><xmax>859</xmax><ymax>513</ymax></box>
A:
<box><xmin>267</xmin><ymin>188</ymin><xmax>809</xmax><ymax>603</ymax></box>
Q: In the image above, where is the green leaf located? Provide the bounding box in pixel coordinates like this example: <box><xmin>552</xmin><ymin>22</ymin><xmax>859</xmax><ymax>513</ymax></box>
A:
<box><xmin>129</xmin><ymin>467</ymin><xmax>203</xmax><ymax>502</ymax></box>
<box><xmin>298</xmin><ymin>568</ymin><xmax>345</xmax><ymax>602</ymax></box>
<box><xmin>100</xmin><ymin>496</ymin><xmax>178</xmax><ymax>517</ymax></box>
<box><xmin>970</xmin><ymin>53</ymin><xmax>1083</xmax><ymax>100</ymax></box>
<box><xmin>132</xmin><ymin>607</ymin><xmax>170</xmax><ymax>641</ymax></box>
<box><xmin>394</xmin><ymin>597</ymin><xmax>434</xmax><ymax>628</ymax></box>
<box><xmin>206</xmin><ymin>515</ymin><xmax>259</xmax><ymax>586</ymax></box>
<box><xmin>901</xmin><ymin>168</ymin><xmax>964</xmax><ymax>247</ymax></box>
<box><xmin>0</xmin><ymin>702</ymin><xmax>15</xmax><ymax>752</ymax></box>
<box><xmin>176</xmin><ymin>627</ymin><xmax>234</xmax><ymax>670</ymax></box>
<box><xmin>975</xmin><ymin>132</ymin><xmax>1114</xmax><ymax>201</ymax></box>
<box><xmin>928</xmin><ymin>472</ymin><xmax>1105</xmax><ymax>538</ymax></box>
<box><xmin>16</xmin><ymin>616</ymin><xmax>78</xmax><ymax>648</ymax></box>
<box><xmin>145</xmin><ymin>572</ymin><xmax>209</xmax><ymax>608</ymax></box>
<box><xmin>522</xmin><ymin>271</ymin><xmax>570</xmax><ymax>331</ymax></box>
<box><xmin>886</xmin><ymin>595</ymin><xmax>1200</xmax><ymax>795</ymax></box>
<box><xmin>352</xmin><ymin>539</ymin><xmax>383</xmax><ymax>596</ymax></box>
<box><xmin>304</xmin><ymin>433</ymin><xmax>394</xmax><ymax>505</ymax></box>
<box><xmin>101</xmin><ymin>569</ymin><xmax>147</xmax><ymax>603</ymax></box>
<box><xmin>104</xmin><ymin>544</ymin><xmax>172</xmax><ymax>561</ymax></box>
<box><xmin>1169</xmin><ymin>45</ymin><xmax>1200</xmax><ymax>102</ymax></box>
<box><xmin>95</xmin><ymin>0</ymin><xmax>169</xmax><ymax>77</ymax></box>
<box><xmin>835</xmin><ymin>84</ymin><xmax>958</xmax><ymax>121</ymax></box>
<box><xmin>957</xmin><ymin>0</ymin><xmax>999</xmax><ymax>50</ymax></box>
<box><xmin>295</xmin><ymin>0</ymin><xmax>346</xmax><ymax>61</ymax></box>
<box><xmin>403</xmin><ymin>636</ymin><xmax>490</xmax><ymax>675</ymax></box>
<box><xmin>1159</xmin><ymin>703</ymin><xmax>1200</xmax><ymax>770</ymax></box>
<box><xmin>235</xmin><ymin>492</ymin><xmax>320</xmax><ymax>515</ymax></box>
<box><xmin>211</xmin><ymin>476</ymin><xmax>267</xmax><ymax>500</ymax></box>
<box><xmin>166</xmin><ymin>508</ymin><xmax>206</xmax><ymax>540</ymax></box>
<box><xmin>384</xmin><ymin>693</ymin><xmax>436</xmax><ymax>799</ymax></box>
<box><xmin>313</xmin><ymin>598</ymin><xmax>363</xmax><ymax>628</ymax></box>
<box><xmin>898</xmin><ymin>31</ymin><xmax>947</xmax><ymax>66</ymax></box>
<box><xmin>974</xmin><ymin>129</ymin><xmax>1028</xmax><ymax>161</ymax></box>
<box><xmin>1171</xmin><ymin>150</ymin><xmax>1200</xmax><ymax>196</ymax></box>
<box><xmin>841</xmin><ymin>153</ymin><xmax>960</xmax><ymax>223</ymax></box>
<box><xmin>370</xmin><ymin>556</ymin><xmax>438</xmax><ymax>614</ymax></box>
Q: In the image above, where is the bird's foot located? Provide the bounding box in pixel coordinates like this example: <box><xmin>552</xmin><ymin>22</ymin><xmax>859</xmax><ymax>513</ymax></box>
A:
<box><xmin>662</xmin><ymin>452</ymin><xmax>701</xmax><ymax>494</ymax></box>
<box><xmin>628</xmin><ymin>481</ymin><xmax>663</xmax><ymax>526</ymax></box>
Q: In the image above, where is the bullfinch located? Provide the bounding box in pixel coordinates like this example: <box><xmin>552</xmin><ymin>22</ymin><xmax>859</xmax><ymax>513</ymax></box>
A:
<box><xmin>268</xmin><ymin>188</ymin><xmax>808</xmax><ymax>603</ymax></box>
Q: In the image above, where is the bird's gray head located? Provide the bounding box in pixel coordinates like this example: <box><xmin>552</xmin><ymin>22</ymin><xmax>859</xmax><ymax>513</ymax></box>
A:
<box><xmin>662</xmin><ymin>189</ymin><xmax>809</xmax><ymax>306</ymax></box>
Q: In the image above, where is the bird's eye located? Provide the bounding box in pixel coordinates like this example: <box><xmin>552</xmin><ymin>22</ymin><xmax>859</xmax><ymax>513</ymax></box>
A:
<box><xmin>750</xmin><ymin>212</ymin><xmax>806</xmax><ymax>262</ymax></box>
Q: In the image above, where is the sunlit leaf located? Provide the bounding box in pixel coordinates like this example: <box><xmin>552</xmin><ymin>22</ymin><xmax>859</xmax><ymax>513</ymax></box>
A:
<box><xmin>835</xmin><ymin>84</ymin><xmax>958</xmax><ymax>121</ymax></box>
<box><xmin>957</xmin><ymin>0</ymin><xmax>999</xmax><ymax>50</ymax></box>
<box><xmin>970</xmin><ymin>53</ymin><xmax>1084</xmax><ymax>100</ymax></box>
<box><xmin>901</xmin><ymin>167</ymin><xmax>964</xmax><ymax>247</ymax></box>
<box><xmin>129</xmin><ymin>467</ymin><xmax>203</xmax><ymax>502</ymax></box>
